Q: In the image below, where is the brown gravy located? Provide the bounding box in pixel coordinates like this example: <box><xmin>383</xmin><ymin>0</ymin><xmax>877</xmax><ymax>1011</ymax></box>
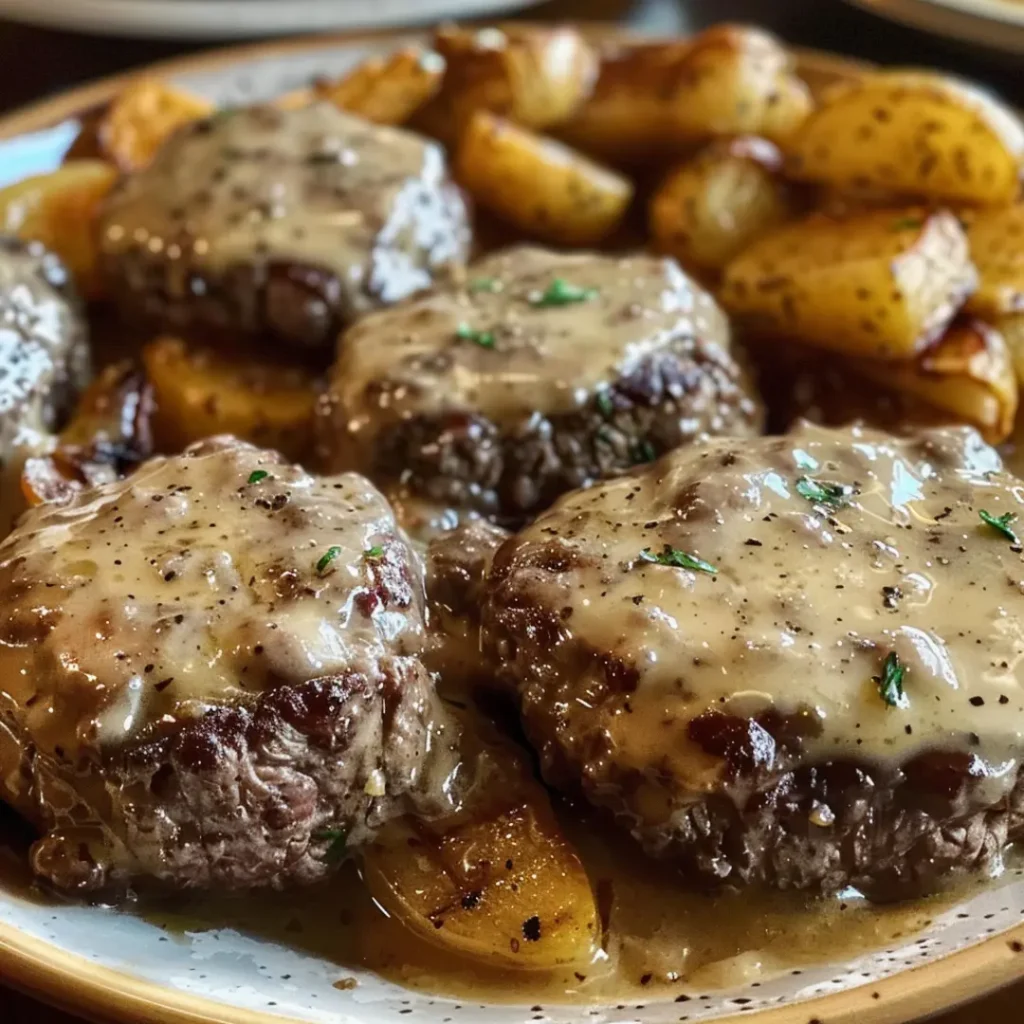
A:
<box><xmin>0</xmin><ymin>799</ymin><xmax>1002</xmax><ymax>1005</ymax></box>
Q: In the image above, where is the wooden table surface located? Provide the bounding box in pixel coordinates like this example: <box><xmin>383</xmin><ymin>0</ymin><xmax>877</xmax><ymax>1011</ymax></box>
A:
<box><xmin>0</xmin><ymin>0</ymin><xmax>1023</xmax><ymax>1020</ymax></box>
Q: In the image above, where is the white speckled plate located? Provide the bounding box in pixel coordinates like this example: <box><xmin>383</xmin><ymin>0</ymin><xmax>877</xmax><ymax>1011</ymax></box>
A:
<box><xmin>2</xmin><ymin>28</ymin><xmax>1024</xmax><ymax>1024</ymax></box>
<box><xmin>843</xmin><ymin>0</ymin><xmax>1024</xmax><ymax>54</ymax></box>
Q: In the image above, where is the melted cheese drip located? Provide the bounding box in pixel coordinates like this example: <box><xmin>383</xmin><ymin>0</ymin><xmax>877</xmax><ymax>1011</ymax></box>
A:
<box><xmin>99</xmin><ymin>103</ymin><xmax>467</xmax><ymax>311</ymax></box>
<box><xmin>330</xmin><ymin>246</ymin><xmax>732</xmax><ymax>446</ymax></box>
<box><xmin>0</xmin><ymin>438</ymin><xmax>425</xmax><ymax>763</ymax></box>
<box><xmin>504</xmin><ymin>423</ymin><xmax>1024</xmax><ymax>787</ymax></box>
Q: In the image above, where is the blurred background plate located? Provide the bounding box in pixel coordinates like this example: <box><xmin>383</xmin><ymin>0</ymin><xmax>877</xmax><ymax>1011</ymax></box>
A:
<box><xmin>0</xmin><ymin>0</ymin><xmax>544</xmax><ymax>39</ymax></box>
<box><xmin>844</xmin><ymin>0</ymin><xmax>1024</xmax><ymax>53</ymax></box>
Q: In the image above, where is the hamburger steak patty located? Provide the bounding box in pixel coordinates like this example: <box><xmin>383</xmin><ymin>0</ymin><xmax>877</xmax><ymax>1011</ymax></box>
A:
<box><xmin>0</xmin><ymin>236</ymin><xmax>90</xmax><ymax>468</ymax></box>
<box><xmin>0</xmin><ymin>437</ymin><xmax>461</xmax><ymax>892</ymax></box>
<box><xmin>483</xmin><ymin>423</ymin><xmax>1024</xmax><ymax>896</ymax></box>
<box><xmin>98</xmin><ymin>103</ymin><xmax>471</xmax><ymax>350</ymax></box>
<box><xmin>319</xmin><ymin>246</ymin><xmax>761</xmax><ymax>522</ymax></box>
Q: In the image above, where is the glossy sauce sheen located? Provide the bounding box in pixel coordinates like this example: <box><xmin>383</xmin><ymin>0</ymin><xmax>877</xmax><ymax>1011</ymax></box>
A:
<box><xmin>99</xmin><ymin>103</ymin><xmax>467</xmax><ymax>309</ymax></box>
<box><xmin>503</xmin><ymin>422</ymin><xmax>1024</xmax><ymax>791</ymax></box>
<box><xmin>0</xmin><ymin>438</ymin><xmax>425</xmax><ymax>775</ymax></box>
<box><xmin>331</xmin><ymin>246</ymin><xmax>732</xmax><ymax>438</ymax></box>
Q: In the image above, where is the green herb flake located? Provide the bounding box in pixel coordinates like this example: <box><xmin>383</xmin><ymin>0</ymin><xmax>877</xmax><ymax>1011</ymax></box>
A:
<box><xmin>364</xmin><ymin>545</ymin><xmax>385</xmax><ymax>561</ymax></box>
<box><xmin>530</xmin><ymin>277</ymin><xmax>599</xmax><ymax>308</ymax></box>
<box><xmin>316</xmin><ymin>545</ymin><xmax>343</xmax><ymax>576</ymax></box>
<box><xmin>795</xmin><ymin>475</ymin><xmax>853</xmax><ymax>511</ymax></box>
<box><xmin>314</xmin><ymin>828</ymin><xmax>348</xmax><ymax>863</ymax></box>
<box><xmin>595</xmin><ymin>389</ymin><xmax>615</xmax><ymax>418</ymax></box>
<box><xmin>639</xmin><ymin>544</ymin><xmax>717</xmax><ymax>575</ymax></box>
<box><xmin>874</xmin><ymin>651</ymin><xmax>906</xmax><ymax>708</ymax></box>
<box><xmin>468</xmin><ymin>276</ymin><xmax>500</xmax><ymax>293</ymax></box>
<box><xmin>247</xmin><ymin>470</ymin><xmax>269</xmax><ymax>485</ymax></box>
<box><xmin>891</xmin><ymin>216</ymin><xmax>924</xmax><ymax>232</ymax></box>
<box><xmin>632</xmin><ymin>439</ymin><xmax>657</xmax><ymax>464</ymax></box>
<box><xmin>979</xmin><ymin>509</ymin><xmax>1019</xmax><ymax>543</ymax></box>
<box><xmin>456</xmin><ymin>322</ymin><xmax>496</xmax><ymax>348</ymax></box>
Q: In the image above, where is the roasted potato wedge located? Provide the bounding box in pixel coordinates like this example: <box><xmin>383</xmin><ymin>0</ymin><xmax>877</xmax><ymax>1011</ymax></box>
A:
<box><xmin>962</xmin><ymin>203</ymin><xmax>1024</xmax><ymax>318</ymax></box>
<box><xmin>557</xmin><ymin>25</ymin><xmax>812</xmax><ymax>163</ymax></box>
<box><xmin>418</xmin><ymin>24</ymin><xmax>596</xmax><ymax>142</ymax></box>
<box><xmin>995</xmin><ymin>313</ymin><xmax>1024</xmax><ymax>385</ymax></box>
<box><xmin>143</xmin><ymin>338</ymin><xmax>318</xmax><ymax>461</ymax></box>
<box><xmin>720</xmin><ymin>208</ymin><xmax>977</xmax><ymax>359</ymax></box>
<box><xmin>315</xmin><ymin>47</ymin><xmax>446</xmax><ymax>124</ymax></box>
<box><xmin>0</xmin><ymin>160</ymin><xmax>117</xmax><ymax>298</ymax></box>
<box><xmin>650</xmin><ymin>136</ymin><xmax>797</xmax><ymax>276</ymax></box>
<box><xmin>99</xmin><ymin>78</ymin><xmax>214</xmax><ymax>172</ymax></box>
<box><xmin>455</xmin><ymin>110</ymin><xmax>633</xmax><ymax>246</ymax></box>
<box><xmin>363</xmin><ymin>745</ymin><xmax>598</xmax><ymax>971</ymax></box>
<box><xmin>787</xmin><ymin>71</ymin><xmax>1024</xmax><ymax>206</ymax></box>
<box><xmin>850</xmin><ymin>318</ymin><xmax>1017</xmax><ymax>442</ymax></box>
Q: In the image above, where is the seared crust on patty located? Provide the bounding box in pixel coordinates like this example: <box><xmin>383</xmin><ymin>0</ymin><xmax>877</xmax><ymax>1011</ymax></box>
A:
<box><xmin>0</xmin><ymin>436</ymin><xmax>460</xmax><ymax>892</ymax></box>
<box><xmin>98</xmin><ymin>104</ymin><xmax>471</xmax><ymax>350</ymax></box>
<box><xmin>483</xmin><ymin>423</ymin><xmax>1024</xmax><ymax>895</ymax></box>
<box><xmin>319</xmin><ymin>246</ymin><xmax>761</xmax><ymax>522</ymax></box>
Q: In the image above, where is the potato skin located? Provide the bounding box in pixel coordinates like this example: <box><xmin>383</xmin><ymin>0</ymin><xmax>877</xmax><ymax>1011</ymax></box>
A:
<box><xmin>720</xmin><ymin>207</ymin><xmax>978</xmax><ymax>360</ymax></box>
<box><xmin>650</xmin><ymin>136</ymin><xmax>797</xmax><ymax>276</ymax></box>
<box><xmin>314</xmin><ymin>47</ymin><xmax>446</xmax><ymax>125</ymax></box>
<box><xmin>962</xmin><ymin>203</ymin><xmax>1024</xmax><ymax>318</ymax></box>
<box><xmin>0</xmin><ymin>160</ymin><xmax>117</xmax><ymax>299</ymax></box>
<box><xmin>455</xmin><ymin>110</ymin><xmax>633</xmax><ymax>246</ymax></box>
<box><xmin>851</xmin><ymin>317</ymin><xmax>1018</xmax><ymax>443</ymax></box>
<box><xmin>99</xmin><ymin>78</ymin><xmax>214</xmax><ymax>172</ymax></box>
<box><xmin>787</xmin><ymin>71</ymin><xmax>1024</xmax><ymax>206</ymax></box>
<box><xmin>418</xmin><ymin>23</ymin><xmax>597</xmax><ymax>142</ymax></box>
<box><xmin>142</xmin><ymin>338</ymin><xmax>318</xmax><ymax>462</ymax></box>
<box><xmin>557</xmin><ymin>25</ymin><xmax>812</xmax><ymax>164</ymax></box>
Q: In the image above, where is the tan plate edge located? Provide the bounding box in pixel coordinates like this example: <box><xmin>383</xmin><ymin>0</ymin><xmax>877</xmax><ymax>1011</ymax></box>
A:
<box><xmin>0</xmin><ymin>24</ymin><xmax>1017</xmax><ymax>1024</ymax></box>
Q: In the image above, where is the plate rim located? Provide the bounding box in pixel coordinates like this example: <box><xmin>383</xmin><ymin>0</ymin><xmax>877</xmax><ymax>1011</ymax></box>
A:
<box><xmin>0</xmin><ymin>25</ymin><xmax>1022</xmax><ymax>1024</ymax></box>
<box><xmin>843</xmin><ymin>0</ymin><xmax>1024</xmax><ymax>51</ymax></box>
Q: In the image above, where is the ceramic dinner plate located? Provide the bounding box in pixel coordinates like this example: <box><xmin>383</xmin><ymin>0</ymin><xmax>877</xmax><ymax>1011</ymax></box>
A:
<box><xmin>0</xmin><ymin>0</ymin><xmax>543</xmax><ymax>40</ymax></box>
<box><xmin>843</xmin><ymin>0</ymin><xmax>1024</xmax><ymax>53</ymax></box>
<box><xmin>2</xmin><ymin>28</ymin><xmax>1024</xmax><ymax>1024</ymax></box>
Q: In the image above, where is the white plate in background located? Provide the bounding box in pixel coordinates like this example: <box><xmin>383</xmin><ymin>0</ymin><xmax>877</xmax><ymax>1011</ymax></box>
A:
<box><xmin>844</xmin><ymin>0</ymin><xmax>1024</xmax><ymax>53</ymax></box>
<box><xmin>0</xmin><ymin>0</ymin><xmax>543</xmax><ymax>39</ymax></box>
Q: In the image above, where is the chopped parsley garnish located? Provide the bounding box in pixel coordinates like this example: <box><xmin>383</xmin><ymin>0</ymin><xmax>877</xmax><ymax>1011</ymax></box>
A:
<box><xmin>456</xmin><ymin>322</ymin><xmax>495</xmax><ymax>348</ymax></box>
<box><xmin>632</xmin><ymin>439</ymin><xmax>657</xmax><ymax>463</ymax></box>
<box><xmin>639</xmin><ymin>544</ymin><xmax>717</xmax><ymax>575</ymax></box>
<box><xmin>979</xmin><ymin>509</ymin><xmax>1019</xmax><ymax>543</ymax></box>
<box><xmin>468</xmin><ymin>276</ymin><xmax>499</xmax><ymax>293</ymax></box>
<box><xmin>795</xmin><ymin>475</ymin><xmax>852</xmax><ymax>511</ymax></box>
<box><xmin>364</xmin><ymin>545</ymin><xmax>384</xmax><ymax>561</ymax></box>
<box><xmin>314</xmin><ymin>828</ymin><xmax>348</xmax><ymax>863</ymax></box>
<box><xmin>595</xmin><ymin>390</ymin><xmax>615</xmax><ymax>418</ymax></box>
<box><xmin>874</xmin><ymin>651</ymin><xmax>906</xmax><ymax>708</ymax></box>
<box><xmin>316</xmin><ymin>545</ymin><xmax>343</xmax><ymax>575</ymax></box>
<box><xmin>247</xmin><ymin>470</ymin><xmax>268</xmax><ymax>484</ymax></box>
<box><xmin>530</xmin><ymin>278</ymin><xmax>598</xmax><ymax>308</ymax></box>
<box><xmin>891</xmin><ymin>216</ymin><xmax>923</xmax><ymax>231</ymax></box>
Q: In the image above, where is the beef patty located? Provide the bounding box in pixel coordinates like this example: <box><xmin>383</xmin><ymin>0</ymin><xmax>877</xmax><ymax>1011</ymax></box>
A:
<box><xmin>98</xmin><ymin>103</ymin><xmax>471</xmax><ymax>350</ymax></box>
<box><xmin>483</xmin><ymin>423</ymin><xmax>1024</xmax><ymax>897</ymax></box>
<box><xmin>0</xmin><ymin>436</ymin><xmax>461</xmax><ymax>892</ymax></box>
<box><xmin>318</xmin><ymin>246</ymin><xmax>761</xmax><ymax>523</ymax></box>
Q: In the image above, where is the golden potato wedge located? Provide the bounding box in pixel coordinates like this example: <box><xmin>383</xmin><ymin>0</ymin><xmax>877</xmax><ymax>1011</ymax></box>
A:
<box><xmin>455</xmin><ymin>110</ymin><xmax>632</xmax><ymax>246</ymax></box>
<box><xmin>961</xmin><ymin>203</ymin><xmax>1024</xmax><ymax>318</ymax></box>
<box><xmin>814</xmin><ymin>183</ymin><xmax>911</xmax><ymax>218</ymax></box>
<box><xmin>557</xmin><ymin>25</ymin><xmax>812</xmax><ymax>164</ymax></box>
<box><xmin>99</xmin><ymin>78</ymin><xmax>214</xmax><ymax>172</ymax></box>
<box><xmin>996</xmin><ymin>313</ymin><xmax>1024</xmax><ymax>383</ymax></box>
<box><xmin>850</xmin><ymin>318</ymin><xmax>1017</xmax><ymax>442</ymax></box>
<box><xmin>315</xmin><ymin>47</ymin><xmax>446</xmax><ymax>124</ymax></box>
<box><xmin>418</xmin><ymin>24</ymin><xmax>596</xmax><ymax>142</ymax></box>
<box><xmin>363</xmin><ymin>757</ymin><xmax>598</xmax><ymax>971</ymax></box>
<box><xmin>650</xmin><ymin>136</ymin><xmax>797</xmax><ymax>276</ymax></box>
<box><xmin>0</xmin><ymin>160</ymin><xmax>117</xmax><ymax>298</ymax></box>
<box><xmin>787</xmin><ymin>71</ymin><xmax>1024</xmax><ymax>206</ymax></box>
<box><xmin>720</xmin><ymin>207</ymin><xmax>977</xmax><ymax>359</ymax></box>
<box><xmin>142</xmin><ymin>338</ymin><xmax>318</xmax><ymax>461</ymax></box>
